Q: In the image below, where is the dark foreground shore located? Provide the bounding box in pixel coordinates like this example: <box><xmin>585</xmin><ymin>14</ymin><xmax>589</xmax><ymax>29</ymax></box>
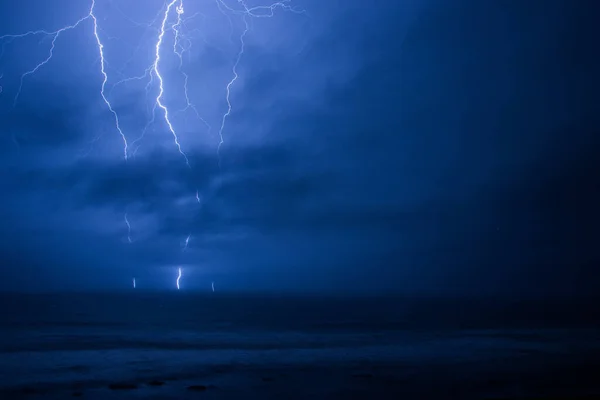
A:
<box><xmin>4</xmin><ymin>353</ymin><xmax>600</xmax><ymax>400</ymax></box>
<box><xmin>1</xmin><ymin>293</ymin><xmax>599</xmax><ymax>399</ymax></box>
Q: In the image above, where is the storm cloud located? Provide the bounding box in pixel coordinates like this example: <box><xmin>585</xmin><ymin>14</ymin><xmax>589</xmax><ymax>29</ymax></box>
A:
<box><xmin>0</xmin><ymin>0</ymin><xmax>598</xmax><ymax>294</ymax></box>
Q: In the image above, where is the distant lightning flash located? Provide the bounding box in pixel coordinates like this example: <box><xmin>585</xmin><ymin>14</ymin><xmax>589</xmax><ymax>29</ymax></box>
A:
<box><xmin>133</xmin><ymin>277</ymin><xmax>136</xmax><ymax>289</ymax></box>
<box><xmin>182</xmin><ymin>233</ymin><xmax>191</xmax><ymax>251</ymax></box>
<box><xmin>176</xmin><ymin>267</ymin><xmax>182</xmax><ymax>290</ymax></box>
<box><xmin>124</xmin><ymin>212</ymin><xmax>132</xmax><ymax>243</ymax></box>
<box><xmin>211</xmin><ymin>281</ymin><xmax>215</xmax><ymax>292</ymax></box>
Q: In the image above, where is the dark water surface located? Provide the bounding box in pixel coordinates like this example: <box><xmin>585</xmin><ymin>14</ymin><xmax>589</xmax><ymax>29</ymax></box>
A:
<box><xmin>1</xmin><ymin>293</ymin><xmax>599</xmax><ymax>399</ymax></box>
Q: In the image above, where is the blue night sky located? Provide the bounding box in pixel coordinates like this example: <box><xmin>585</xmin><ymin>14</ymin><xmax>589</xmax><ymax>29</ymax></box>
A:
<box><xmin>0</xmin><ymin>0</ymin><xmax>598</xmax><ymax>294</ymax></box>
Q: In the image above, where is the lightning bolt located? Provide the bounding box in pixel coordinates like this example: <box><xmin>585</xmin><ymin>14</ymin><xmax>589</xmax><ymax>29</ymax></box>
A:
<box><xmin>211</xmin><ymin>281</ymin><xmax>215</xmax><ymax>292</ymax></box>
<box><xmin>153</xmin><ymin>0</ymin><xmax>190</xmax><ymax>167</ymax></box>
<box><xmin>215</xmin><ymin>0</ymin><xmax>305</xmax><ymax>166</ymax></box>
<box><xmin>0</xmin><ymin>1</ymin><xmax>129</xmax><ymax>159</ymax></box>
<box><xmin>124</xmin><ymin>212</ymin><xmax>132</xmax><ymax>243</ymax></box>
<box><xmin>1</xmin><ymin>0</ymin><xmax>304</xmax><ymax>290</ymax></box>
<box><xmin>182</xmin><ymin>233</ymin><xmax>191</xmax><ymax>251</ymax></box>
<box><xmin>89</xmin><ymin>1</ymin><xmax>129</xmax><ymax>160</ymax></box>
<box><xmin>172</xmin><ymin>4</ymin><xmax>211</xmax><ymax>134</ymax></box>
<box><xmin>217</xmin><ymin>14</ymin><xmax>248</xmax><ymax>166</ymax></box>
<box><xmin>7</xmin><ymin>16</ymin><xmax>88</xmax><ymax>107</ymax></box>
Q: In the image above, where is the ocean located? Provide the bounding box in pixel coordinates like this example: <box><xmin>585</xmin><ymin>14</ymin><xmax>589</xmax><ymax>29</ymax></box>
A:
<box><xmin>0</xmin><ymin>293</ymin><xmax>599</xmax><ymax>399</ymax></box>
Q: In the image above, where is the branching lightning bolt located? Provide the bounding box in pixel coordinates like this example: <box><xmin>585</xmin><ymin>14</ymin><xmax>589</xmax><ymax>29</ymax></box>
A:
<box><xmin>0</xmin><ymin>1</ymin><xmax>129</xmax><ymax>159</ymax></box>
<box><xmin>90</xmin><ymin>1</ymin><xmax>129</xmax><ymax>160</ymax></box>
<box><xmin>215</xmin><ymin>0</ymin><xmax>304</xmax><ymax>166</ymax></box>
<box><xmin>217</xmin><ymin>14</ymin><xmax>248</xmax><ymax>166</ymax></box>
<box><xmin>153</xmin><ymin>0</ymin><xmax>190</xmax><ymax>167</ymax></box>
<box><xmin>2</xmin><ymin>0</ymin><xmax>304</xmax><ymax>291</ymax></box>
<box><xmin>7</xmin><ymin>17</ymin><xmax>88</xmax><ymax>107</ymax></box>
<box><xmin>171</xmin><ymin>5</ymin><xmax>210</xmax><ymax>133</ymax></box>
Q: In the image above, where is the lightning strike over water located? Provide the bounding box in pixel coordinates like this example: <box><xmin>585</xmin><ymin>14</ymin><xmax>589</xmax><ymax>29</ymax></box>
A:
<box><xmin>176</xmin><ymin>267</ymin><xmax>182</xmax><ymax>290</ymax></box>
<box><xmin>1</xmin><ymin>0</ymin><xmax>303</xmax><ymax>290</ymax></box>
